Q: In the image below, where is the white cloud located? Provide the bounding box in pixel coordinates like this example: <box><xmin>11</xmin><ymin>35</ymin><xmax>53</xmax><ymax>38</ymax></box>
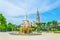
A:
<box><xmin>0</xmin><ymin>0</ymin><xmax>59</xmax><ymax>16</ymax></box>
<box><xmin>6</xmin><ymin>17</ymin><xmax>23</xmax><ymax>25</ymax></box>
<box><xmin>0</xmin><ymin>0</ymin><xmax>60</xmax><ymax>24</ymax></box>
<box><xmin>0</xmin><ymin>0</ymin><xmax>26</xmax><ymax>17</ymax></box>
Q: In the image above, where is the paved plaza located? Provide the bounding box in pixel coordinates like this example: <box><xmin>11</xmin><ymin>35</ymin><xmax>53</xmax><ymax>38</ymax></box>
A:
<box><xmin>0</xmin><ymin>32</ymin><xmax>60</xmax><ymax>40</ymax></box>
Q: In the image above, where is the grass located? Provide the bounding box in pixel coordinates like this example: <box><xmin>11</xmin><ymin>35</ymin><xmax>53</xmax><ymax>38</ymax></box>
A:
<box><xmin>52</xmin><ymin>31</ymin><xmax>60</xmax><ymax>33</ymax></box>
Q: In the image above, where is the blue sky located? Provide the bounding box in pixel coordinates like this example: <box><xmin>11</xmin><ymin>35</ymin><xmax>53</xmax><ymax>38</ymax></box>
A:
<box><xmin>0</xmin><ymin>0</ymin><xmax>60</xmax><ymax>25</ymax></box>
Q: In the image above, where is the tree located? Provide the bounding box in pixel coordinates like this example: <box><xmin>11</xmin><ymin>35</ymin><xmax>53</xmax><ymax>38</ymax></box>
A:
<box><xmin>0</xmin><ymin>13</ymin><xmax>7</xmax><ymax>31</ymax></box>
<box><xmin>7</xmin><ymin>23</ymin><xmax>13</xmax><ymax>31</ymax></box>
<box><xmin>51</xmin><ymin>20</ymin><xmax>58</xmax><ymax>31</ymax></box>
<box><xmin>36</xmin><ymin>22</ymin><xmax>42</xmax><ymax>32</ymax></box>
<box><xmin>31</xmin><ymin>26</ymin><xmax>37</xmax><ymax>31</ymax></box>
<box><xmin>12</xmin><ymin>24</ymin><xmax>18</xmax><ymax>31</ymax></box>
<box><xmin>7</xmin><ymin>23</ymin><xmax>18</xmax><ymax>31</ymax></box>
<box><xmin>52</xmin><ymin>20</ymin><xmax>57</xmax><ymax>28</ymax></box>
<box><xmin>41</xmin><ymin>22</ymin><xmax>47</xmax><ymax>31</ymax></box>
<box><xmin>0</xmin><ymin>24</ymin><xmax>5</xmax><ymax>31</ymax></box>
<box><xmin>57</xmin><ymin>26</ymin><xmax>60</xmax><ymax>31</ymax></box>
<box><xmin>47</xmin><ymin>22</ymin><xmax>52</xmax><ymax>31</ymax></box>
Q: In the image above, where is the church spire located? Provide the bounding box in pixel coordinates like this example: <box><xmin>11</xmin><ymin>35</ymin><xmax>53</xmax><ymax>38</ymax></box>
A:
<box><xmin>25</xmin><ymin>12</ymin><xmax>27</xmax><ymax>20</ymax></box>
<box><xmin>36</xmin><ymin>8</ymin><xmax>40</xmax><ymax>23</ymax></box>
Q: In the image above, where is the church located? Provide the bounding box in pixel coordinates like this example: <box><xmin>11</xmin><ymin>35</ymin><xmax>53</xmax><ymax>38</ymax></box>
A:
<box><xmin>21</xmin><ymin>8</ymin><xmax>40</xmax><ymax>27</ymax></box>
<box><xmin>19</xmin><ymin>8</ymin><xmax>40</xmax><ymax>34</ymax></box>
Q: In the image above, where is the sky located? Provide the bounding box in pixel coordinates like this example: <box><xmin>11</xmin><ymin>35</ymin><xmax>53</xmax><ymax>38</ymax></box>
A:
<box><xmin>0</xmin><ymin>0</ymin><xmax>60</xmax><ymax>25</ymax></box>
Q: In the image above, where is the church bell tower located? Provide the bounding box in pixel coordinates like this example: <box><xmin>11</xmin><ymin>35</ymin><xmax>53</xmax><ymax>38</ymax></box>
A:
<box><xmin>36</xmin><ymin>8</ymin><xmax>40</xmax><ymax>23</ymax></box>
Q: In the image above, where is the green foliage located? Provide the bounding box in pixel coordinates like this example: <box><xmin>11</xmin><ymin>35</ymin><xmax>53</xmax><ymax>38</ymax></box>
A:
<box><xmin>0</xmin><ymin>13</ymin><xmax>59</xmax><ymax>32</ymax></box>
<box><xmin>7</xmin><ymin>23</ymin><xmax>13</xmax><ymax>31</ymax></box>
<box><xmin>36</xmin><ymin>22</ymin><xmax>43</xmax><ymax>31</ymax></box>
<box><xmin>46</xmin><ymin>20</ymin><xmax>58</xmax><ymax>31</ymax></box>
<box><xmin>0</xmin><ymin>24</ymin><xmax>5</xmax><ymax>30</ymax></box>
<box><xmin>0</xmin><ymin>13</ymin><xmax>7</xmax><ymax>31</ymax></box>
<box><xmin>0</xmin><ymin>13</ymin><xmax>19</xmax><ymax>31</ymax></box>
<box><xmin>57</xmin><ymin>26</ymin><xmax>60</xmax><ymax>31</ymax></box>
<box><xmin>7</xmin><ymin>23</ymin><xmax>18</xmax><ymax>31</ymax></box>
<box><xmin>31</xmin><ymin>26</ymin><xmax>37</xmax><ymax>31</ymax></box>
